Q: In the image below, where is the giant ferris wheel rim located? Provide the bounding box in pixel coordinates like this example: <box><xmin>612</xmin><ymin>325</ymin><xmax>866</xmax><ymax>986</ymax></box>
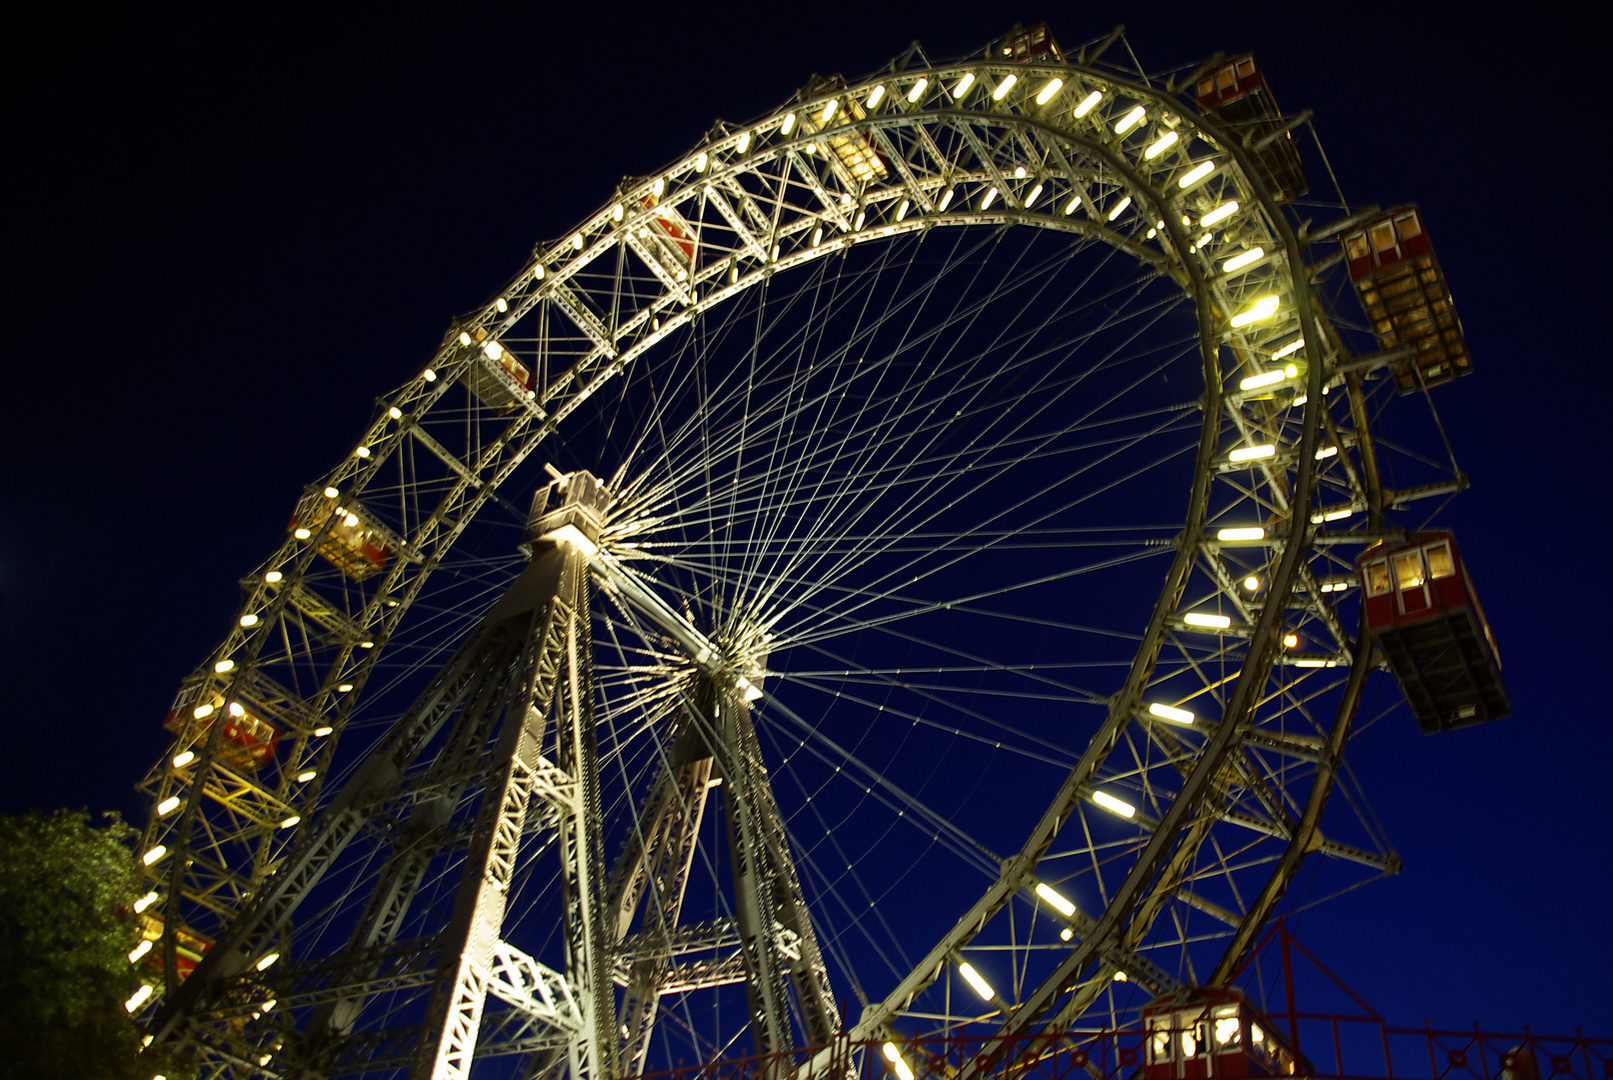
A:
<box><xmin>139</xmin><ymin>29</ymin><xmax>1406</xmax><ymax>1073</ymax></box>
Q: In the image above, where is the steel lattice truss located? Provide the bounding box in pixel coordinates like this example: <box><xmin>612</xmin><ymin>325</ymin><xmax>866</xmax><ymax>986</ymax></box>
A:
<box><xmin>132</xmin><ymin>26</ymin><xmax>1469</xmax><ymax>1080</ymax></box>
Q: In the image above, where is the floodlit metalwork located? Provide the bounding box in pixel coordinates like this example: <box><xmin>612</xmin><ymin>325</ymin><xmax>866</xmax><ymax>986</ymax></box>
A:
<box><xmin>133</xmin><ymin>23</ymin><xmax>1489</xmax><ymax>1080</ymax></box>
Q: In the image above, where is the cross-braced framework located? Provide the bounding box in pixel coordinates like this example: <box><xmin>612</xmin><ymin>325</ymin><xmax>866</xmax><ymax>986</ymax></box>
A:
<box><xmin>132</xmin><ymin>25</ymin><xmax>1475</xmax><ymax>1080</ymax></box>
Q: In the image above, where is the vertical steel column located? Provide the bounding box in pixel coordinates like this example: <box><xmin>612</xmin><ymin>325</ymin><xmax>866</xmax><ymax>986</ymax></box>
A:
<box><xmin>411</xmin><ymin>541</ymin><xmax>616</xmax><ymax>1080</ymax></box>
<box><xmin>412</xmin><ymin>545</ymin><xmax>578</xmax><ymax>1079</ymax></box>
<box><xmin>555</xmin><ymin>567</ymin><xmax>619</xmax><ymax>1080</ymax></box>
<box><xmin>703</xmin><ymin>675</ymin><xmax>839</xmax><ymax>1059</ymax></box>
<box><xmin>610</xmin><ymin>747</ymin><xmax>715</xmax><ymax>1072</ymax></box>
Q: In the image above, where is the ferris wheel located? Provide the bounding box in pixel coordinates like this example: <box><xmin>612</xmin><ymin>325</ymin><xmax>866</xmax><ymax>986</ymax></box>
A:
<box><xmin>129</xmin><ymin>24</ymin><xmax>1493</xmax><ymax>1080</ymax></box>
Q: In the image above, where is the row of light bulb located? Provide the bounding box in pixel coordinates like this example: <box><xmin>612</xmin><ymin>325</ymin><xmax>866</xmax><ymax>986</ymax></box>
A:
<box><xmin>515</xmin><ymin>68</ymin><xmax>1262</xmax><ymax>338</ymax></box>
<box><xmin>170</xmin><ymin>481</ymin><xmax>372</xmax><ymax>842</ymax></box>
<box><xmin>1215</xmin><ymin>334</ymin><xmax>1350</xmax><ymax>627</ymax></box>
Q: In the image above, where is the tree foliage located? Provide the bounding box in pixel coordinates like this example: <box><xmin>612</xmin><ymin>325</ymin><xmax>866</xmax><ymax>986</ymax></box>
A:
<box><xmin>0</xmin><ymin>808</ymin><xmax>182</xmax><ymax>1080</ymax></box>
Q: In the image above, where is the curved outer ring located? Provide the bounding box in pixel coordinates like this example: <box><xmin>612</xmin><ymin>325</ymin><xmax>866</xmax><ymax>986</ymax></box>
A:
<box><xmin>141</xmin><ymin>50</ymin><xmax>1379</xmax><ymax>1054</ymax></box>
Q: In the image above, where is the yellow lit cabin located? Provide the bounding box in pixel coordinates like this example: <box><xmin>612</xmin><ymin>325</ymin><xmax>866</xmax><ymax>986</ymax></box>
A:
<box><xmin>290</xmin><ymin>490</ymin><xmax>392</xmax><ymax>580</ymax></box>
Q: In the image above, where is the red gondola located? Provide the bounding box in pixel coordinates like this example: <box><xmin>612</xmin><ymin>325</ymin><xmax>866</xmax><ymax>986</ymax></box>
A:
<box><xmin>1343</xmin><ymin>206</ymin><xmax>1473</xmax><ymax>394</ymax></box>
<box><xmin>642</xmin><ymin>195</ymin><xmax>697</xmax><ymax>267</ymax></box>
<box><xmin>802</xmin><ymin>74</ymin><xmax>889</xmax><ymax>186</ymax></box>
<box><xmin>290</xmin><ymin>490</ymin><xmax>392</xmax><ymax>581</ymax></box>
<box><xmin>456</xmin><ymin>324</ymin><xmax>536</xmax><ymax>409</ymax></box>
<box><xmin>135</xmin><ymin>915</ymin><xmax>213</xmax><ymax>982</ymax></box>
<box><xmin>1357</xmin><ymin>531</ymin><xmax>1509</xmax><ymax>734</ymax></box>
<box><xmin>1143</xmin><ymin>987</ymin><xmax>1299</xmax><ymax>1080</ymax></box>
<box><xmin>1194</xmin><ymin>54</ymin><xmax>1307</xmax><ymax>205</ymax></box>
<box><xmin>991</xmin><ymin>23</ymin><xmax>1063</xmax><ymax>64</ymax></box>
<box><xmin>619</xmin><ymin>190</ymin><xmax>702</xmax><ymax>297</ymax></box>
<box><xmin>163</xmin><ymin>675</ymin><xmax>281</xmax><ymax>771</ymax></box>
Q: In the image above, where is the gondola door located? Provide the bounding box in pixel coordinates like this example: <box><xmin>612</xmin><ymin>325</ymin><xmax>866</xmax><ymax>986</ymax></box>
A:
<box><xmin>1392</xmin><ymin>546</ymin><xmax>1432</xmax><ymax>618</ymax></box>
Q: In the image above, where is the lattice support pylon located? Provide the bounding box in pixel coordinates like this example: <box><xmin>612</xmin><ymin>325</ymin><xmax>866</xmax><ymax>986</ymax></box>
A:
<box><xmin>148</xmin><ymin>474</ymin><xmax>847</xmax><ymax>1078</ymax></box>
<box><xmin>414</xmin><ymin>554</ymin><xmax>602</xmax><ymax>1080</ymax></box>
<box><xmin>145</xmin><ymin>529</ymin><xmax>611</xmax><ymax>1078</ymax></box>
<box><xmin>603</xmin><ymin>671</ymin><xmax>840</xmax><ymax>1073</ymax></box>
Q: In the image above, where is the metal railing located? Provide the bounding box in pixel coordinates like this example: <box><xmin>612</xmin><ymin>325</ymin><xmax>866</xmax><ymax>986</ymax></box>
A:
<box><xmin>615</xmin><ymin>1025</ymin><xmax>1613</xmax><ymax>1080</ymax></box>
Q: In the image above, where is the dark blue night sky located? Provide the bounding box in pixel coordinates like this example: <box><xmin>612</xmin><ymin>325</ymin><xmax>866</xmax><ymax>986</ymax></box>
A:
<box><xmin>2</xmin><ymin>0</ymin><xmax>1608</xmax><ymax>1047</ymax></box>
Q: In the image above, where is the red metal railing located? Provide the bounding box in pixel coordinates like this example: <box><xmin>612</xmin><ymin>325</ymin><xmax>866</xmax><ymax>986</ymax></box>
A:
<box><xmin>620</xmin><ymin>1026</ymin><xmax>1612</xmax><ymax>1080</ymax></box>
<box><xmin>622</xmin><ymin>924</ymin><xmax>1609</xmax><ymax>1080</ymax></box>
